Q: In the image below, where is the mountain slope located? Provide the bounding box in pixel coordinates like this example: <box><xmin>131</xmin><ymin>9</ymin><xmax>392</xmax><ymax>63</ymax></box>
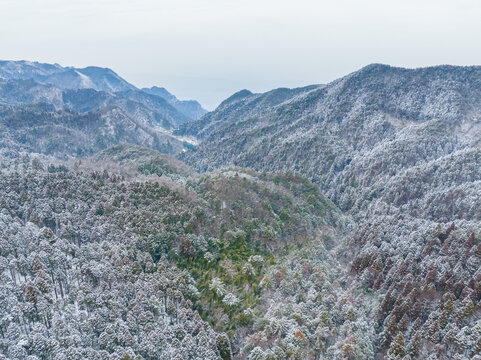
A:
<box><xmin>0</xmin><ymin>75</ymin><xmax>190</xmax><ymax>129</ymax></box>
<box><xmin>0</xmin><ymin>60</ymin><xmax>136</xmax><ymax>92</ymax></box>
<box><xmin>0</xmin><ymin>78</ymin><xmax>200</xmax><ymax>157</ymax></box>
<box><xmin>180</xmin><ymin>64</ymin><xmax>481</xmax><ymax>358</ymax></box>
<box><xmin>143</xmin><ymin>86</ymin><xmax>207</xmax><ymax>121</ymax></box>
<box><xmin>0</xmin><ymin>60</ymin><xmax>201</xmax><ymax>125</ymax></box>
<box><xmin>0</xmin><ymin>60</ymin><xmax>63</xmax><ymax>79</ymax></box>
<box><xmin>39</xmin><ymin>66</ymin><xmax>138</xmax><ymax>92</ymax></box>
<box><xmin>115</xmin><ymin>89</ymin><xmax>191</xmax><ymax>126</ymax></box>
<box><xmin>175</xmin><ymin>85</ymin><xmax>321</xmax><ymax>139</ymax></box>
<box><xmin>0</xmin><ymin>104</ymin><xmax>185</xmax><ymax>158</ymax></box>
<box><xmin>181</xmin><ymin>64</ymin><xmax>481</xmax><ymax>204</ymax></box>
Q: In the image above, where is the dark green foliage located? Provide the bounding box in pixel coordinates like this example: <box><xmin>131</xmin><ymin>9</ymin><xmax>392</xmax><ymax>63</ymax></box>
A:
<box><xmin>217</xmin><ymin>334</ymin><xmax>233</xmax><ymax>360</ymax></box>
<box><xmin>138</xmin><ymin>159</ymin><xmax>172</xmax><ymax>177</ymax></box>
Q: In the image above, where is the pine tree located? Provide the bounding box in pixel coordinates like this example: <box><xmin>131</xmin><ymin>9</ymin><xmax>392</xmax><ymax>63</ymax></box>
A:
<box><xmin>388</xmin><ymin>333</ymin><xmax>405</xmax><ymax>358</ymax></box>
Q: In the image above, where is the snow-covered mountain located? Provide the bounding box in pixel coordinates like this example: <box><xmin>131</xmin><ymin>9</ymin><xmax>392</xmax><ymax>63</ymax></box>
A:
<box><xmin>2</xmin><ymin>63</ymin><xmax>481</xmax><ymax>359</ymax></box>
<box><xmin>178</xmin><ymin>64</ymin><xmax>481</xmax><ymax>358</ymax></box>
<box><xmin>0</xmin><ymin>103</ymin><xmax>186</xmax><ymax>158</ymax></box>
<box><xmin>0</xmin><ymin>60</ymin><xmax>208</xmax><ymax>157</ymax></box>
<box><xmin>0</xmin><ymin>60</ymin><xmax>136</xmax><ymax>92</ymax></box>
<box><xmin>0</xmin><ymin>60</ymin><xmax>204</xmax><ymax>124</ymax></box>
<box><xmin>142</xmin><ymin>86</ymin><xmax>208</xmax><ymax>121</ymax></box>
<box><xmin>41</xmin><ymin>66</ymin><xmax>138</xmax><ymax>93</ymax></box>
<box><xmin>0</xmin><ymin>60</ymin><xmax>63</xmax><ymax>79</ymax></box>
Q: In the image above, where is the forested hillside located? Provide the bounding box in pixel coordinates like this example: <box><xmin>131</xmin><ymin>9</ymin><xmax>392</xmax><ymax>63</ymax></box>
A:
<box><xmin>0</xmin><ymin>104</ymin><xmax>185</xmax><ymax>158</ymax></box>
<box><xmin>179</xmin><ymin>64</ymin><xmax>481</xmax><ymax>359</ymax></box>
<box><xmin>0</xmin><ymin>145</ymin><xmax>374</xmax><ymax>359</ymax></box>
<box><xmin>1</xmin><ymin>62</ymin><xmax>481</xmax><ymax>359</ymax></box>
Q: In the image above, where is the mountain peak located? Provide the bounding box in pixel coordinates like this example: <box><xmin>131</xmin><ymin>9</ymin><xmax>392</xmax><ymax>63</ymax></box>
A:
<box><xmin>219</xmin><ymin>89</ymin><xmax>253</xmax><ymax>107</ymax></box>
<box><xmin>142</xmin><ymin>86</ymin><xmax>207</xmax><ymax>120</ymax></box>
<box><xmin>143</xmin><ymin>86</ymin><xmax>176</xmax><ymax>102</ymax></box>
<box><xmin>0</xmin><ymin>60</ymin><xmax>137</xmax><ymax>92</ymax></box>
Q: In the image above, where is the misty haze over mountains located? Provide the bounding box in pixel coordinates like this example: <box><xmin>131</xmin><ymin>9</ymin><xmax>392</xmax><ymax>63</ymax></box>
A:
<box><xmin>1</xmin><ymin>60</ymin><xmax>481</xmax><ymax>360</ymax></box>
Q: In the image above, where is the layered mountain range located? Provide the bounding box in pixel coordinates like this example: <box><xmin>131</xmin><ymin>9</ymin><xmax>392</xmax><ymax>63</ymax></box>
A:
<box><xmin>1</xmin><ymin>62</ymin><xmax>480</xmax><ymax>360</ymax></box>
<box><xmin>0</xmin><ymin>60</ymin><xmax>207</xmax><ymax>158</ymax></box>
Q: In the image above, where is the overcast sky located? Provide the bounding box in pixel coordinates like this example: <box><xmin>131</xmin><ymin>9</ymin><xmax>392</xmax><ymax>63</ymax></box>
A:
<box><xmin>1</xmin><ymin>0</ymin><xmax>480</xmax><ymax>109</ymax></box>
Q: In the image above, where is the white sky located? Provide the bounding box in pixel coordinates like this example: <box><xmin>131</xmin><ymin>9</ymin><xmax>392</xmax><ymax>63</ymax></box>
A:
<box><xmin>1</xmin><ymin>0</ymin><xmax>480</xmax><ymax>109</ymax></box>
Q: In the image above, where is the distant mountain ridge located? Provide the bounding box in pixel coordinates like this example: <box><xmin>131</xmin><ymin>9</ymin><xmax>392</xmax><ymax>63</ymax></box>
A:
<box><xmin>0</xmin><ymin>60</ymin><xmax>136</xmax><ymax>92</ymax></box>
<box><xmin>0</xmin><ymin>60</ymin><xmax>63</xmax><ymax>79</ymax></box>
<box><xmin>0</xmin><ymin>78</ymin><xmax>186</xmax><ymax>128</ymax></box>
<box><xmin>0</xmin><ymin>60</ymin><xmax>208</xmax><ymax>157</ymax></box>
<box><xmin>0</xmin><ymin>60</ymin><xmax>208</xmax><ymax>120</ymax></box>
<box><xmin>142</xmin><ymin>86</ymin><xmax>207</xmax><ymax>120</ymax></box>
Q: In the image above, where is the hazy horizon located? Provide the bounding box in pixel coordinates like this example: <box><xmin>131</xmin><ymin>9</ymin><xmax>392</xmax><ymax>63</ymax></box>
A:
<box><xmin>2</xmin><ymin>0</ymin><xmax>481</xmax><ymax>110</ymax></box>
